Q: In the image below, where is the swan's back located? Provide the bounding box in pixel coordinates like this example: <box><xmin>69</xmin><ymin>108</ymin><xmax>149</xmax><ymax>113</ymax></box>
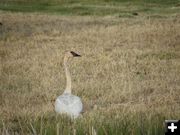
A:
<box><xmin>55</xmin><ymin>93</ymin><xmax>83</xmax><ymax>118</ymax></box>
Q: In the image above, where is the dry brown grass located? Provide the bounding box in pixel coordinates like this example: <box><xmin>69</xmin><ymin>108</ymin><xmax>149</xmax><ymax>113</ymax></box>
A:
<box><xmin>0</xmin><ymin>11</ymin><xmax>180</xmax><ymax>134</ymax></box>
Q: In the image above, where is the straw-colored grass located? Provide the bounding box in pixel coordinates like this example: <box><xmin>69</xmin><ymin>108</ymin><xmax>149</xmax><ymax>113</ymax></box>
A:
<box><xmin>0</xmin><ymin>11</ymin><xmax>180</xmax><ymax>135</ymax></box>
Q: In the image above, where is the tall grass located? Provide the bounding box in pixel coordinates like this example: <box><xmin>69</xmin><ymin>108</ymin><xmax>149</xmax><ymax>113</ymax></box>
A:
<box><xmin>0</xmin><ymin>110</ymin><xmax>175</xmax><ymax>135</ymax></box>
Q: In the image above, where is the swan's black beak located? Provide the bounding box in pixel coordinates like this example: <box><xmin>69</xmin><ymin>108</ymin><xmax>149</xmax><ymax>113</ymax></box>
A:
<box><xmin>70</xmin><ymin>51</ymin><xmax>81</xmax><ymax>57</ymax></box>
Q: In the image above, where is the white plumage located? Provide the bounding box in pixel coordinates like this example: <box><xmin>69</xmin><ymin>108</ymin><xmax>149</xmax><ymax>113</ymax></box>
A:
<box><xmin>55</xmin><ymin>93</ymin><xmax>83</xmax><ymax>118</ymax></box>
<box><xmin>55</xmin><ymin>51</ymin><xmax>83</xmax><ymax>118</ymax></box>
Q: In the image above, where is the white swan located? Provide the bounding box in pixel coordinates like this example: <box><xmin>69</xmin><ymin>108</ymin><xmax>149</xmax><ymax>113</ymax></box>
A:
<box><xmin>55</xmin><ymin>51</ymin><xmax>83</xmax><ymax>118</ymax></box>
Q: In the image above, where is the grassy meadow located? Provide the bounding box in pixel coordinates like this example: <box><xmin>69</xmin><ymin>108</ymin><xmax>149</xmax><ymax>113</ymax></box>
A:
<box><xmin>0</xmin><ymin>0</ymin><xmax>180</xmax><ymax>16</ymax></box>
<box><xmin>0</xmin><ymin>0</ymin><xmax>180</xmax><ymax>135</ymax></box>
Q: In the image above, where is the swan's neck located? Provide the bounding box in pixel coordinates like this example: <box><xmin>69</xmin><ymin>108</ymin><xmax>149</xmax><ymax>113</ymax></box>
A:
<box><xmin>63</xmin><ymin>57</ymin><xmax>72</xmax><ymax>94</ymax></box>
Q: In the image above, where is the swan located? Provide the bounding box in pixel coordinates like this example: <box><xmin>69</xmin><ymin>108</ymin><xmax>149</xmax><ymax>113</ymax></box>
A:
<box><xmin>55</xmin><ymin>51</ymin><xmax>83</xmax><ymax>118</ymax></box>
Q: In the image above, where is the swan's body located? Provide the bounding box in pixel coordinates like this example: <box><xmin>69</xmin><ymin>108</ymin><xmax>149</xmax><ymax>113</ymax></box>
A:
<box><xmin>55</xmin><ymin>51</ymin><xmax>83</xmax><ymax>118</ymax></box>
<box><xmin>55</xmin><ymin>93</ymin><xmax>83</xmax><ymax>118</ymax></box>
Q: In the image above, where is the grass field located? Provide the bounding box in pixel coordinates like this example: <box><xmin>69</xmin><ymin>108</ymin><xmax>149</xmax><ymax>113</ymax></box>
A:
<box><xmin>0</xmin><ymin>0</ymin><xmax>180</xmax><ymax>16</ymax></box>
<box><xmin>0</xmin><ymin>0</ymin><xmax>180</xmax><ymax>135</ymax></box>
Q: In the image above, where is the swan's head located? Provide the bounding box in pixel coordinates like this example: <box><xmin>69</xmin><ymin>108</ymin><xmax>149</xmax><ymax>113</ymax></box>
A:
<box><xmin>64</xmin><ymin>51</ymin><xmax>81</xmax><ymax>64</ymax></box>
<box><xmin>70</xmin><ymin>51</ymin><xmax>81</xmax><ymax>57</ymax></box>
<box><xmin>65</xmin><ymin>51</ymin><xmax>81</xmax><ymax>58</ymax></box>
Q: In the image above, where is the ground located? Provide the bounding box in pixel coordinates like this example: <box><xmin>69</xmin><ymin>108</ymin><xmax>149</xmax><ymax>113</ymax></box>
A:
<box><xmin>0</xmin><ymin>0</ymin><xmax>180</xmax><ymax>135</ymax></box>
